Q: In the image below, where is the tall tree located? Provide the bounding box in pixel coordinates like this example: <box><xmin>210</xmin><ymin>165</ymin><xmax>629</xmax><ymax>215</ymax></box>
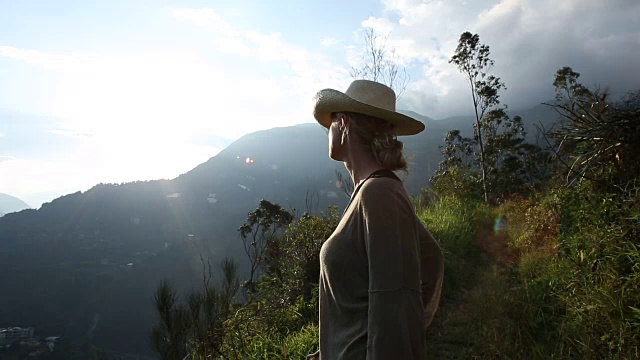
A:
<box><xmin>449</xmin><ymin>32</ymin><xmax>505</xmax><ymax>202</ymax></box>
<box><xmin>433</xmin><ymin>32</ymin><xmax>550</xmax><ymax>201</ymax></box>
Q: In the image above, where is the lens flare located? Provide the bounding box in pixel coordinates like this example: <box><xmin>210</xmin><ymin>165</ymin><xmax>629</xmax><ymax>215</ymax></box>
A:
<box><xmin>494</xmin><ymin>215</ymin><xmax>504</xmax><ymax>234</ymax></box>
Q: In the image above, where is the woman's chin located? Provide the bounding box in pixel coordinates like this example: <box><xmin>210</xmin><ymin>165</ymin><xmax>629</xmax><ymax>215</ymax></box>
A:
<box><xmin>329</xmin><ymin>150</ymin><xmax>342</xmax><ymax>162</ymax></box>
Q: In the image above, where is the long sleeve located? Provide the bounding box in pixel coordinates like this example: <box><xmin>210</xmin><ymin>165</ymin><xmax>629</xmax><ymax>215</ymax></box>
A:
<box><xmin>417</xmin><ymin>220</ymin><xmax>444</xmax><ymax>328</ymax></box>
<box><xmin>361</xmin><ymin>182</ymin><xmax>427</xmax><ymax>360</ymax></box>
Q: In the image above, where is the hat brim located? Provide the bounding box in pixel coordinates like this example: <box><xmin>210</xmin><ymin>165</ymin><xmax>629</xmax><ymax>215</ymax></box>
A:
<box><xmin>313</xmin><ymin>88</ymin><xmax>425</xmax><ymax>136</ymax></box>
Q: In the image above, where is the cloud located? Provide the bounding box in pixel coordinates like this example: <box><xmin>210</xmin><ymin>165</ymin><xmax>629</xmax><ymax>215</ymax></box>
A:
<box><xmin>170</xmin><ymin>8</ymin><xmax>227</xmax><ymax>28</ymax></box>
<box><xmin>1</xmin><ymin>8</ymin><xmax>350</xmax><ymax>145</ymax></box>
<box><xmin>321</xmin><ymin>38</ymin><xmax>340</xmax><ymax>47</ymax></box>
<box><xmin>170</xmin><ymin>7</ymin><xmax>351</xmax><ymax>127</ymax></box>
<box><xmin>0</xmin><ymin>45</ymin><xmax>99</xmax><ymax>70</ymax></box>
<box><xmin>48</xmin><ymin>129</ymin><xmax>92</xmax><ymax>138</ymax></box>
<box><xmin>361</xmin><ymin>16</ymin><xmax>395</xmax><ymax>34</ymax></box>
<box><xmin>372</xmin><ymin>0</ymin><xmax>640</xmax><ymax>118</ymax></box>
<box><xmin>171</xmin><ymin>8</ymin><xmax>343</xmax><ymax>78</ymax></box>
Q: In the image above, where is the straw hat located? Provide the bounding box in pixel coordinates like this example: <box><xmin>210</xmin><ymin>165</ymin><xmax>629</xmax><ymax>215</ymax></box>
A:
<box><xmin>313</xmin><ymin>80</ymin><xmax>425</xmax><ymax>136</ymax></box>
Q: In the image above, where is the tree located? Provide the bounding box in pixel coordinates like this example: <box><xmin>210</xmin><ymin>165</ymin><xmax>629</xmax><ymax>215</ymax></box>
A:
<box><xmin>544</xmin><ymin>66</ymin><xmax>640</xmax><ymax>189</ymax></box>
<box><xmin>150</xmin><ymin>258</ymin><xmax>240</xmax><ymax>360</ymax></box>
<box><xmin>238</xmin><ymin>200</ymin><xmax>294</xmax><ymax>293</ymax></box>
<box><xmin>274</xmin><ymin>207</ymin><xmax>340</xmax><ymax>303</ymax></box>
<box><xmin>433</xmin><ymin>32</ymin><xmax>550</xmax><ymax>201</ymax></box>
<box><xmin>350</xmin><ymin>27</ymin><xmax>409</xmax><ymax>100</ymax></box>
<box><xmin>448</xmin><ymin>32</ymin><xmax>506</xmax><ymax>202</ymax></box>
<box><xmin>150</xmin><ymin>280</ymin><xmax>189</xmax><ymax>360</ymax></box>
<box><xmin>185</xmin><ymin>258</ymin><xmax>239</xmax><ymax>358</ymax></box>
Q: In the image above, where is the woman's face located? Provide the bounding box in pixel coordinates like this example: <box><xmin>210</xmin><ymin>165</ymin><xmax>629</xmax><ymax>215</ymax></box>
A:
<box><xmin>328</xmin><ymin>113</ymin><xmax>346</xmax><ymax>161</ymax></box>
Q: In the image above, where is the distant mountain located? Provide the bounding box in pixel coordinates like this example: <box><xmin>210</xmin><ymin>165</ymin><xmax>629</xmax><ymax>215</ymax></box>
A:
<box><xmin>0</xmin><ymin>193</ymin><xmax>30</xmax><ymax>217</ymax></box>
<box><xmin>0</xmin><ymin>105</ymin><xmax>561</xmax><ymax>356</ymax></box>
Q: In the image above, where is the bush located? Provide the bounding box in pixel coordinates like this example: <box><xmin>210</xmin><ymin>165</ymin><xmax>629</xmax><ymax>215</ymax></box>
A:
<box><xmin>494</xmin><ymin>181</ymin><xmax>640</xmax><ymax>358</ymax></box>
<box><xmin>546</xmin><ymin>182</ymin><xmax>640</xmax><ymax>357</ymax></box>
<box><xmin>429</xmin><ymin>166</ymin><xmax>484</xmax><ymax>204</ymax></box>
<box><xmin>239</xmin><ymin>324</ymin><xmax>318</xmax><ymax>360</ymax></box>
<box><xmin>208</xmin><ymin>207</ymin><xmax>337</xmax><ymax>359</ymax></box>
<box><xmin>497</xmin><ymin>195</ymin><xmax>560</xmax><ymax>262</ymax></box>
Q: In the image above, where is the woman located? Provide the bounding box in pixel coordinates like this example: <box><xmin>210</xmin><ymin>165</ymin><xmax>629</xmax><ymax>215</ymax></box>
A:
<box><xmin>307</xmin><ymin>80</ymin><xmax>444</xmax><ymax>360</ymax></box>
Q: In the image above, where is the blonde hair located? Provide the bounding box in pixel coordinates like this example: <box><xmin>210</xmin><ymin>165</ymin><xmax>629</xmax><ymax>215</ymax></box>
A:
<box><xmin>341</xmin><ymin>111</ymin><xmax>408</xmax><ymax>172</ymax></box>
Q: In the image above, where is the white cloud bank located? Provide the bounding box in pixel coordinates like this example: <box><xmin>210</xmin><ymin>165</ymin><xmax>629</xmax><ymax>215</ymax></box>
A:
<box><xmin>370</xmin><ymin>0</ymin><xmax>640</xmax><ymax>118</ymax></box>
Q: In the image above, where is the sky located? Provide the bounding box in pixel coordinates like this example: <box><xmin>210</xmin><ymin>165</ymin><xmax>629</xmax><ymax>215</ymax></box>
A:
<box><xmin>1</xmin><ymin>0</ymin><xmax>639</xmax><ymax>208</ymax></box>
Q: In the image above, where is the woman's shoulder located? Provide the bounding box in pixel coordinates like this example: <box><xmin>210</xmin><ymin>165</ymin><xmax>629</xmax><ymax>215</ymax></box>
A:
<box><xmin>360</xmin><ymin>176</ymin><xmax>404</xmax><ymax>193</ymax></box>
<box><xmin>356</xmin><ymin>176</ymin><xmax>416</xmax><ymax>219</ymax></box>
<box><xmin>358</xmin><ymin>176</ymin><xmax>407</xmax><ymax>205</ymax></box>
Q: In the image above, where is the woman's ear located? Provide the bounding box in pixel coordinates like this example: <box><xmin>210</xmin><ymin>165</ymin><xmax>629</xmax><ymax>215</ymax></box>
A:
<box><xmin>340</xmin><ymin>114</ymin><xmax>350</xmax><ymax>132</ymax></box>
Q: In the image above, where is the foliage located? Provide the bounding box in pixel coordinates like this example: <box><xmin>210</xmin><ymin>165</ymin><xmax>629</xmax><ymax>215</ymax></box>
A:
<box><xmin>151</xmin><ymin>258</ymin><xmax>240</xmax><ymax>360</ymax></box>
<box><xmin>448</xmin><ymin>31</ymin><xmax>504</xmax><ymax>202</ymax></box>
<box><xmin>154</xmin><ymin>182</ymin><xmax>640</xmax><ymax>359</ymax></box>
<box><xmin>429</xmin><ymin>161</ymin><xmax>484</xmax><ymax>203</ymax></box>
<box><xmin>151</xmin><ymin>201</ymin><xmax>338</xmax><ymax>359</ymax></box>
<box><xmin>496</xmin><ymin>195</ymin><xmax>560</xmax><ymax>261</ymax></box>
<box><xmin>220</xmin><ymin>207</ymin><xmax>338</xmax><ymax>358</ymax></box>
<box><xmin>547</xmin><ymin>182</ymin><xmax>640</xmax><ymax>357</ymax></box>
<box><xmin>238</xmin><ymin>199</ymin><xmax>294</xmax><ymax>293</ymax></box>
<box><xmin>440</xmin><ymin>32</ymin><xmax>551</xmax><ymax>202</ymax></box>
<box><xmin>492</xmin><ymin>182</ymin><xmax>640</xmax><ymax>358</ymax></box>
<box><xmin>545</xmin><ymin>66</ymin><xmax>640</xmax><ymax>189</ymax></box>
<box><xmin>262</xmin><ymin>207</ymin><xmax>340</xmax><ymax>307</ymax></box>
<box><xmin>150</xmin><ymin>280</ymin><xmax>189</xmax><ymax>360</ymax></box>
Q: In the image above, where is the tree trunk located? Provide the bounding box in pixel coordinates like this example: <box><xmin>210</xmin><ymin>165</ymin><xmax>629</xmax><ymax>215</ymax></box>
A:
<box><xmin>469</xmin><ymin>78</ymin><xmax>489</xmax><ymax>202</ymax></box>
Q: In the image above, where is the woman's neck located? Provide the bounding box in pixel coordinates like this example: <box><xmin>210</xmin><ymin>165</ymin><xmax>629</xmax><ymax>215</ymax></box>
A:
<box><xmin>343</xmin><ymin>147</ymin><xmax>384</xmax><ymax>189</ymax></box>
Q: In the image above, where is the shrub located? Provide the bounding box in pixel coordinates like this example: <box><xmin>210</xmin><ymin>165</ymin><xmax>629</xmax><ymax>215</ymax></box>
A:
<box><xmin>495</xmin><ymin>181</ymin><xmax>640</xmax><ymax>358</ymax></box>
<box><xmin>497</xmin><ymin>195</ymin><xmax>560</xmax><ymax>262</ymax></box>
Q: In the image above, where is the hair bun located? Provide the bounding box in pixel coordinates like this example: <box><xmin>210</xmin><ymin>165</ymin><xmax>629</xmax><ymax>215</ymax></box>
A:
<box><xmin>344</xmin><ymin>111</ymin><xmax>408</xmax><ymax>172</ymax></box>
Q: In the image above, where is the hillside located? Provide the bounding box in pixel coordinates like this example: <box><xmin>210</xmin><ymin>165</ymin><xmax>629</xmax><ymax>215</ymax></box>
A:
<box><xmin>0</xmin><ymin>105</ymin><xmax>559</xmax><ymax>356</ymax></box>
<box><xmin>0</xmin><ymin>193</ymin><xmax>30</xmax><ymax>217</ymax></box>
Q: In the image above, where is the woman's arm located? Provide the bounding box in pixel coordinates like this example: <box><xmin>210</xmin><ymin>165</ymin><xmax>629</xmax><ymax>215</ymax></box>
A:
<box><xmin>361</xmin><ymin>182</ymin><xmax>427</xmax><ymax>359</ymax></box>
<box><xmin>418</xmin><ymin>222</ymin><xmax>444</xmax><ymax>328</ymax></box>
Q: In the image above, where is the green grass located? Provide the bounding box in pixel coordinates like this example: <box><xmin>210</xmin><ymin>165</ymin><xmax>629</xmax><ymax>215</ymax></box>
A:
<box><xmin>418</xmin><ymin>184</ymin><xmax>640</xmax><ymax>359</ymax></box>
